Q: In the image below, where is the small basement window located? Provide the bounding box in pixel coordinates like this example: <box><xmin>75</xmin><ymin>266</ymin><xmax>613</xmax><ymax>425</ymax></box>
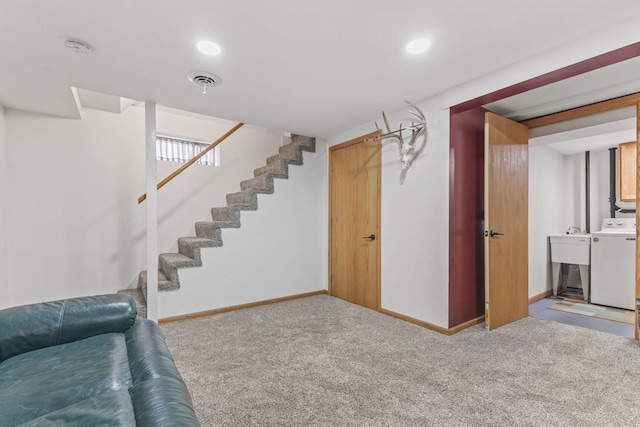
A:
<box><xmin>156</xmin><ymin>134</ymin><xmax>219</xmax><ymax>166</ymax></box>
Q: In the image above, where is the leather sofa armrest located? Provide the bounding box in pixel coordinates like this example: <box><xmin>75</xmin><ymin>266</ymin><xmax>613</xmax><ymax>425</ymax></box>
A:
<box><xmin>130</xmin><ymin>377</ymin><xmax>201</xmax><ymax>427</ymax></box>
<box><xmin>0</xmin><ymin>294</ymin><xmax>137</xmax><ymax>361</ymax></box>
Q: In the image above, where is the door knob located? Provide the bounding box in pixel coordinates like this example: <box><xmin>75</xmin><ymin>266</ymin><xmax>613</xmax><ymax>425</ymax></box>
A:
<box><xmin>489</xmin><ymin>230</ymin><xmax>504</xmax><ymax>237</ymax></box>
<box><xmin>362</xmin><ymin>234</ymin><xmax>376</xmax><ymax>241</ymax></box>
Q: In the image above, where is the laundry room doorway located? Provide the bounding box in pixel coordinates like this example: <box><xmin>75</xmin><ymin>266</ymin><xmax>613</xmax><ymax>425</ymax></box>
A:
<box><xmin>488</xmin><ymin>93</ymin><xmax>640</xmax><ymax>336</ymax></box>
<box><xmin>521</xmin><ymin>97</ymin><xmax>640</xmax><ymax>338</ymax></box>
<box><xmin>449</xmin><ymin>44</ymin><xmax>640</xmax><ymax>335</ymax></box>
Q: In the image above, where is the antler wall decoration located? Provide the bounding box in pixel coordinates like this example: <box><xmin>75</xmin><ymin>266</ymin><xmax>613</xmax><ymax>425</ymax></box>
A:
<box><xmin>372</xmin><ymin>101</ymin><xmax>427</xmax><ymax>170</ymax></box>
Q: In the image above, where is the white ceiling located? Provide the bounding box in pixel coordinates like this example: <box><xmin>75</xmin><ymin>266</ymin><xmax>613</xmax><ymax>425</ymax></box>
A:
<box><xmin>2</xmin><ymin>1</ymin><xmax>640</xmax><ymax>138</ymax></box>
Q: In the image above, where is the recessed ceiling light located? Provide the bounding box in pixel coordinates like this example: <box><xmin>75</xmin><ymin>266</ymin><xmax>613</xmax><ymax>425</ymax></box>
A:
<box><xmin>406</xmin><ymin>39</ymin><xmax>431</xmax><ymax>54</ymax></box>
<box><xmin>197</xmin><ymin>40</ymin><xmax>221</xmax><ymax>56</ymax></box>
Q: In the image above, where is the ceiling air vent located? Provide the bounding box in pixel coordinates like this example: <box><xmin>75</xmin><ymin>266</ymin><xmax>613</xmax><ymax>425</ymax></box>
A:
<box><xmin>187</xmin><ymin>70</ymin><xmax>222</xmax><ymax>94</ymax></box>
<box><xmin>63</xmin><ymin>38</ymin><xmax>92</xmax><ymax>54</ymax></box>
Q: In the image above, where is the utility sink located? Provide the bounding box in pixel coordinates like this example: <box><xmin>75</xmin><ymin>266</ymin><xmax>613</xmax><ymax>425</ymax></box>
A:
<box><xmin>549</xmin><ymin>234</ymin><xmax>591</xmax><ymax>265</ymax></box>
<box><xmin>549</xmin><ymin>234</ymin><xmax>591</xmax><ymax>301</ymax></box>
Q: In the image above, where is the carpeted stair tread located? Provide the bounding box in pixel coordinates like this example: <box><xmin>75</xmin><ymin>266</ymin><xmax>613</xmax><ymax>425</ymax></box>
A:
<box><xmin>291</xmin><ymin>135</ymin><xmax>316</xmax><ymax>152</ymax></box>
<box><xmin>267</xmin><ymin>145</ymin><xmax>304</xmax><ymax>166</ymax></box>
<box><xmin>137</xmin><ymin>269</ymin><xmax>175</xmax><ymax>302</ymax></box>
<box><xmin>253</xmin><ymin>161</ymin><xmax>289</xmax><ymax>179</ymax></box>
<box><xmin>240</xmin><ymin>174</ymin><xmax>274</xmax><ymax>193</ymax></box>
<box><xmin>160</xmin><ymin>252</ymin><xmax>199</xmax><ymax>266</ymax></box>
<box><xmin>130</xmin><ymin>135</ymin><xmax>315</xmax><ymax>298</ymax></box>
<box><xmin>178</xmin><ymin>236</ymin><xmax>222</xmax><ymax>260</ymax></box>
<box><xmin>159</xmin><ymin>253</ymin><xmax>199</xmax><ymax>284</ymax></box>
<box><xmin>195</xmin><ymin>221</ymin><xmax>237</xmax><ymax>240</ymax></box>
<box><xmin>138</xmin><ymin>269</ymin><xmax>172</xmax><ymax>286</ymax></box>
<box><xmin>177</xmin><ymin>235</ymin><xmax>222</xmax><ymax>246</ymax></box>
<box><xmin>266</xmin><ymin>154</ymin><xmax>282</xmax><ymax>165</ymax></box>
<box><xmin>226</xmin><ymin>189</ymin><xmax>258</xmax><ymax>210</ymax></box>
<box><xmin>211</xmin><ymin>206</ymin><xmax>241</xmax><ymax>222</ymax></box>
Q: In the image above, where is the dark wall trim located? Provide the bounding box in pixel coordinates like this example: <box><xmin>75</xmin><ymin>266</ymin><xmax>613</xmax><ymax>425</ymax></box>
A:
<box><xmin>586</xmin><ymin>151</ymin><xmax>591</xmax><ymax>233</ymax></box>
<box><xmin>451</xmin><ymin>42</ymin><xmax>640</xmax><ymax>114</ymax></box>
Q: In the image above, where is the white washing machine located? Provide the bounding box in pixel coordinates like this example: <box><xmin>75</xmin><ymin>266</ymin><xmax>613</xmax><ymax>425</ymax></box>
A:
<box><xmin>590</xmin><ymin>218</ymin><xmax>636</xmax><ymax>310</ymax></box>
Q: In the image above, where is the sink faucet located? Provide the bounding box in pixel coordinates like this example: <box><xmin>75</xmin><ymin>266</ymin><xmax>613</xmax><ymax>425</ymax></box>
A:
<box><xmin>567</xmin><ymin>226</ymin><xmax>582</xmax><ymax>235</ymax></box>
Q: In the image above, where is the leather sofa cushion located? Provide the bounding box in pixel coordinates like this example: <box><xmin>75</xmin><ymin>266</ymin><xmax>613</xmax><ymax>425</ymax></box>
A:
<box><xmin>16</xmin><ymin>389</ymin><xmax>136</xmax><ymax>427</ymax></box>
<box><xmin>0</xmin><ymin>333</ymin><xmax>132</xmax><ymax>427</ymax></box>
<box><xmin>0</xmin><ymin>294</ymin><xmax>136</xmax><ymax>361</ymax></box>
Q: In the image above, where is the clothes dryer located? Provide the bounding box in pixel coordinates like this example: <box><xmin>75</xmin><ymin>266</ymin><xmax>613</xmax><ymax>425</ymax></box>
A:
<box><xmin>590</xmin><ymin>218</ymin><xmax>636</xmax><ymax>310</ymax></box>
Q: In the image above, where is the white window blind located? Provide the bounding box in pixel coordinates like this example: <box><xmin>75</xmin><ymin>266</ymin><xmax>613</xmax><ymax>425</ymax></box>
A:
<box><xmin>156</xmin><ymin>134</ymin><xmax>219</xmax><ymax>166</ymax></box>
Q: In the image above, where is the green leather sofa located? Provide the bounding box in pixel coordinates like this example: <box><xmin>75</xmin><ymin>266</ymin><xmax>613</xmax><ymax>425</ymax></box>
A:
<box><xmin>0</xmin><ymin>294</ymin><xmax>201</xmax><ymax>426</ymax></box>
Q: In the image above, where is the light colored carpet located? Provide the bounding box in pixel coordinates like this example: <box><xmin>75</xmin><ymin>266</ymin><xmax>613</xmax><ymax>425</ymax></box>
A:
<box><xmin>161</xmin><ymin>295</ymin><xmax>640</xmax><ymax>426</ymax></box>
<box><xmin>548</xmin><ymin>300</ymin><xmax>635</xmax><ymax>324</ymax></box>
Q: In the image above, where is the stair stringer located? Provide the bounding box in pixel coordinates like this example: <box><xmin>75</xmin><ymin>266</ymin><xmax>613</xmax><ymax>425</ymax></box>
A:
<box><xmin>157</xmin><ymin>141</ymin><xmax>327</xmax><ymax>319</ymax></box>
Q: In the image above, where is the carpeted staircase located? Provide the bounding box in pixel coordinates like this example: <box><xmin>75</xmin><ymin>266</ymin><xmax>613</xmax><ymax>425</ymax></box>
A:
<box><xmin>119</xmin><ymin>135</ymin><xmax>315</xmax><ymax>317</ymax></box>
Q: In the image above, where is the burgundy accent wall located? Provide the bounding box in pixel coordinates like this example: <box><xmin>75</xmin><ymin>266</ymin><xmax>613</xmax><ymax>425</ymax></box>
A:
<box><xmin>449</xmin><ymin>108</ymin><xmax>486</xmax><ymax>327</ymax></box>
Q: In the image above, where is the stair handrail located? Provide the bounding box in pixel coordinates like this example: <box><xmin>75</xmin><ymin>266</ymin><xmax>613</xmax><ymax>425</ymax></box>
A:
<box><xmin>138</xmin><ymin>122</ymin><xmax>244</xmax><ymax>204</ymax></box>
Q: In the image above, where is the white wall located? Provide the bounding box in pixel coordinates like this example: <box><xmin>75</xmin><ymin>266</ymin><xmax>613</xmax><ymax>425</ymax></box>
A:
<box><xmin>564</xmin><ymin>153</ymin><xmax>584</xmax><ymax>230</ymax></box>
<box><xmin>380</xmin><ymin>106</ymin><xmax>450</xmax><ymax>326</ymax></box>
<box><xmin>327</xmin><ymin>100</ymin><xmax>451</xmax><ymax>328</ymax></box>
<box><xmin>578</xmin><ymin>149</ymin><xmax>610</xmax><ymax>231</ymax></box>
<box><xmin>6</xmin><ymin>107</ymin><xmax>144</xmax><ymax>305</ymax></box>
<box><xmin>0</xmin><ymin>105</ymin><xmax>7</xmax><ymax>308</ymax></box>
<box><xmin>591</xmin><ymin>150</ymin><xmax>608</xmax><ymax>228</ymax></box>
<box><xmin>528</xmin><ymin>145</ymin><xmax>571</xmax><ymax>297</ymax></box>
<box><xmin>4</xmin><ymin>106</ymin><xmax>288</xmax><ymax>307</ymax></box>
<box><xmin>158</xmin><ymin>146</ymin><xmax>328</xmax><ymax>318</ymax></box>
